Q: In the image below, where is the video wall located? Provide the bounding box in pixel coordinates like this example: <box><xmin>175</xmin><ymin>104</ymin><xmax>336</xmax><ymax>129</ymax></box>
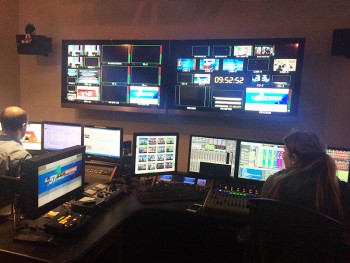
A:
<box><xmin>168</xmin><ymin>38</ymin><xmax>304</xmax><ymax>116</ymax></box>
<box><xmin>61</xmin><ymin>38</ymin><xmax>305</xmax><ymax>117</ymax></box>
<box><xmin>62</xmin><ymin>40</ymin><xmax>168</xmax><ymax>114</ymax></box>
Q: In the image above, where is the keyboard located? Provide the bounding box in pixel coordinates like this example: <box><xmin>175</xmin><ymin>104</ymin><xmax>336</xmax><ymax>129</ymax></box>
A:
<box><xmin>137</xmin><ymin>184</ymin><xmax>207</xmax><ymax>204</ymax></box>
<box><xmin>13</xmin><ymin>228</ymin><xmax>57</xmax><ymax>246</ymax></box>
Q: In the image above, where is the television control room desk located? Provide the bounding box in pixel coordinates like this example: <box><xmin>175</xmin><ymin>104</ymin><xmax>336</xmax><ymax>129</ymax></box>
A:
<box><xmin>0</xmin><ymin>177</ymin><xmax>248</xmax><ymax>263</ymax></box>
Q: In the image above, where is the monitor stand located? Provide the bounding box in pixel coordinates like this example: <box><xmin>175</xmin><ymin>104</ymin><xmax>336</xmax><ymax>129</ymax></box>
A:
<box><xmin>0</xmin><ymin>194</ymin><xmax>22</xmax><ymax>230</ymax></box>
<box><xmin>12</xmin><ymin>194</ymin><xmax>22</xmax><ymax>231</ymax></box>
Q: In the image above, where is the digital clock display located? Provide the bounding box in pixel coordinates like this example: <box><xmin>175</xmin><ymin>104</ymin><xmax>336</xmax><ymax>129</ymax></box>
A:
<box><xmin>214</xmin><ymin>76</ymin><xmax>244</xmax><ymax>84</ymax></box>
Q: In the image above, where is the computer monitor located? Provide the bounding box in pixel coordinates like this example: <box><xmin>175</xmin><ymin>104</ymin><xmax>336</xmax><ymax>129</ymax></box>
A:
<box><xmin>237</xmin><ymin>140</ymin><xmax>284</xmax><ymax>182</ymax></box>
<box><xmin>187</xmin><ymin>135</ymin><xmax>238</xmax><ymax>178</ymax></box>
<box><xmin>20</xmin><ymin>121</ymin><xmax>42</xmax><ymax>154</ymax></box>
<box><xmin>43</xmin><ymin>121</ymin><xmax>82</xmax><ymax>151</ymax></box>
<box><xmin>168</xmin><ymin>38</ymin><xmax>305</xmax><ymax>118</ymax></box>
<box><xmin>83</xmin><ymin>125</ymin><xmax>123</xmax><ymax>162</ymax></box>
<box><xmin>327</xmin><ymin>147</ymin><xmax>350</xmax><ymax>183</ymax></box>
<box><xmin>132</xmin><ymin>132</ymin><xmax>179</xmax><ymax>176</ymax></box>
<box><xmin>20</xmin><ymin>145</ymin><xmax>85</xmax><ymax>220</ymax></box>
<box><xmin>61</xmin><ymin>40</ymin><xmax>169</xmax><ymax>114</ymax></box>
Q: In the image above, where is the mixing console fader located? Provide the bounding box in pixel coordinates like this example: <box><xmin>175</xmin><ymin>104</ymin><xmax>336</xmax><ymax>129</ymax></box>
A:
<box><xmin>204</xmin><ymin>188</ymin><xmax>259</xmax><ymax>217</ymax></box>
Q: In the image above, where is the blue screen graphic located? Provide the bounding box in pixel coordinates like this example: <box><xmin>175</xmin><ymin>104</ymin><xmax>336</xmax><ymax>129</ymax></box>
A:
<box><xmin>38</xmin><ymin>159</ymin><xmax>83</xmax><ymax>195</ymax></box>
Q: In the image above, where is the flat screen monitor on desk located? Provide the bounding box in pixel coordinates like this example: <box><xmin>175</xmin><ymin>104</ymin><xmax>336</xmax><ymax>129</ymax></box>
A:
<box><xmin>187</xmin><ymin>135</ymin><xmax>238</xmax><ymax>179</ymax></box>
<box><xmin>132</xmin><ymin>132</ymin><xmax>179</xmax><ymax>176</ymax></box>
<box><xmin>326</xmin><ymin>147</ymin><xmax>350</xmax><ymax>183</ymax></box>
<box><xmin>43</xmin><ymin>121</ymin><xmax>82</xmax><ymax>151</ymax></box>
<box><xmin>20</xmin><ymin>145</ymin><xmax>85</xmax><ymax>220</ymax></box>
<box><xmin>237</xmin><ymin>140</ymin><xmax>284</xmax><ymax>182</ymax></box>
<box><xmin>20</xmin><ymin>121</ymin><xmax>43</xmax><ymax>155</ymax></box>
<box><xmin>83</xmin><ymin>125</ymin><xmax>123</xmax><ymax>163</ymax></box>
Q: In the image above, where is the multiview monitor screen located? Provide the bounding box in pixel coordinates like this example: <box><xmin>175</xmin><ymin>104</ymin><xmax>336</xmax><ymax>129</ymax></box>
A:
<box><xmin>21</xmin><ymin>122</ymin><xmax>42</xmax><ymax>152</ymax></box>
<box><xmin>188</xmin><ymin>135</ymin><xmax>238</xmax><ymax>178</ymax></box>
<box><xmin>132</xmin><ymin>132</ymin><xmax>179</xmax><ymax>176</ymax></box>
<box><xmin>327</xmin><ymin>147</ymin><xmax>350</xmax><ymax>183</ymax></box>
<box><xmin>237</xmin><ymin>140</ymin><xmax>285</xmax><ymax>182</ymax></box>
<box><xmin>168</xmin><ymin>38</ymin><xmax>305</xmax><ymax>117</ymax></box>
<box><xmin>83</xmin><ymin>125</ymin><xmax>123</xmax><ymax>161</ymax></box>
<box><xmin>61</xmin><ymin>40</ymin><xmax>169</xmax><ymax>114</ymax></box>
<box><xmin>43</xmin><ymin>122</ymin><xmax>82</xmax><ymax>151</ymax></box>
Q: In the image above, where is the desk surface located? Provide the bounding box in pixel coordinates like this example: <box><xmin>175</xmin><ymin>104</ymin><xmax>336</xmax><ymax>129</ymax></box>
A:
<box><xmin>0</xmin><ymin>177</ymin><xmax>247</xmax><ymax>263</ymax></box>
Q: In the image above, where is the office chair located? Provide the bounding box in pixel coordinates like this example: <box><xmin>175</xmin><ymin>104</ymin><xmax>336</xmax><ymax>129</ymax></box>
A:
<box><xmin>0</xmin><ymin>153</ymin><xmax>19</xmax><ymax>220</ymax></box>
<box><xmin>248</xmin><ymin>198</ymin><xmax>345</xmax><ymax>263</ymax></box>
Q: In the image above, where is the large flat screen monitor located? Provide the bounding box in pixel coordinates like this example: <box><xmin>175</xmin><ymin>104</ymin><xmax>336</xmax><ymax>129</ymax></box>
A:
<box><xmin>83</xmin><ymin>125</ymin><xmax>123</xmax><ymax>162</ymax></box>
<box><xmin>187</xmin><ymin>135</ymin><xmax>238</xmax><ymax>178</ymax></box>
<box><xmin>61</xmin><ymin>40</ymin><xmax>169</xmax><ymax>114</ymax></box>
<box><xmin>20</xmin><ymin>121</ymin><xmax>43</xmax><ymax>154</ymax></box>
<box><xmin>20</xmin><ymin>145</ymin><xmax>85</xmax><ymax>220</ymax></box>
<box><xmin>43</xmin><ymin>121</ymin><xmax>82</xmax><ymax>151</ymax></box>
<box><xmin>168</xmin><ymin>38</ymin><xmax>305</xmax><ymax>117</ymax></box>
<box><xmin>132</xmin><ymin>132</ymin><xmax>179</xmax><ymax>176</ymax></box>
<box><xmin>327</xmin><ymin>147</ymin><xmax>350</xmax><ymax>183</ymax></box>
<box><xmin>237</xmin><ymin>140</ymin><xmax>285</xmax><ymax>182</ymax></box>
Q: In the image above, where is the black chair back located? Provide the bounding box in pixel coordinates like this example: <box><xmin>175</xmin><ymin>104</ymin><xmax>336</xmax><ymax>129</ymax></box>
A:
<box><xmin>249</xmin><ymin>198</ymin><xmax>344</xmax><ymax>263</ymax></box>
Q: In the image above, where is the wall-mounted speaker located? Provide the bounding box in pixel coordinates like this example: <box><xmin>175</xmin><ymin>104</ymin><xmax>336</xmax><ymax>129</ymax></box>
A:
<box><xmin>16</xmin><ymin>34</ymin><xmax>52</xmax><ymax>56</ymax></box>
<box><xmin>331</xmin><ymin>29</ymin><xmax>350</xmax><ymax>56</ymax></box>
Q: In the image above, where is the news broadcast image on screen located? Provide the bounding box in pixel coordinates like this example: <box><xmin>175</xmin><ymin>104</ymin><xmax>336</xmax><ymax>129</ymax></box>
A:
<box><xmin>38</xmin><ymin>153</ymin><xmax>84</xmax><ymax>207</ymax></box>
<box><xmin>20</xmin><ymin>146</ymin><xmax>86</xmax><ymax>220</ymax></box>
<box><xmin>168</xmin><ymin>38</ymin><xmax>304</xmax><ymax>117</ymax></box>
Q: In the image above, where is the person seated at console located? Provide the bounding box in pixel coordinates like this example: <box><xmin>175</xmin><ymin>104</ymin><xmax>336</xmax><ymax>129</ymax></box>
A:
<box><xmin>0</xmin><ymin>106</ymin><xmax>32</xmax><ymax>177</ymax></box>
<box><xmin>0</xmin><ymin>106</ymin><xmax>32</xmax><ymax>212</ymax></box>
<box><xmin>261</xmin><ymin>130</ymin><xmax>350</xmax><ymax>226</ymax></box>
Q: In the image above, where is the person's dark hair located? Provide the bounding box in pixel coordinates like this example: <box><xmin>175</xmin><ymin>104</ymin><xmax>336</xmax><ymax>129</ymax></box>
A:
<box><xmin>0</xmin><ymin>107</ymin><xmax>28</xmax><ymax>132</ymax></box>
<box><xmin>269</xmin><ymin>130</ymin><xmax>344</xmax><ymax>221</ymax></box>
<box><xmin>283</xmin><ymin>131</ymin><xmax>327</xmax><ymax>166</ymax></box>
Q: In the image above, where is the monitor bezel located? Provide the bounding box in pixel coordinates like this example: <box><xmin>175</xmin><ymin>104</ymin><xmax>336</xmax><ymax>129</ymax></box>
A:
<box><xmin>61</xmin><ymin>39</ymin><xmax>170</xmax><ymax>114</ymax></box>
<box><xmin>83</xmin><ymin>124</ymin><xmax>123</xmax><ymax>163</ymax></box>
<box><xmin>187</xmin><ymin>134</ymin><xmax>239</xmax><ymax>179</ymax></box>
<box><xmin>20</xmin><ymin>145</ymin><xmax>86</xmax><ymax>220</ymax></box>
<box><xmin>131</xmin><ymin>132</ymin><xmax>179</xmax><ymax>177</ymax></box>
<box><xmin>42</xmin><ymin>121</ymin><xmax>83</xmax><ymax>151</ymax></box>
